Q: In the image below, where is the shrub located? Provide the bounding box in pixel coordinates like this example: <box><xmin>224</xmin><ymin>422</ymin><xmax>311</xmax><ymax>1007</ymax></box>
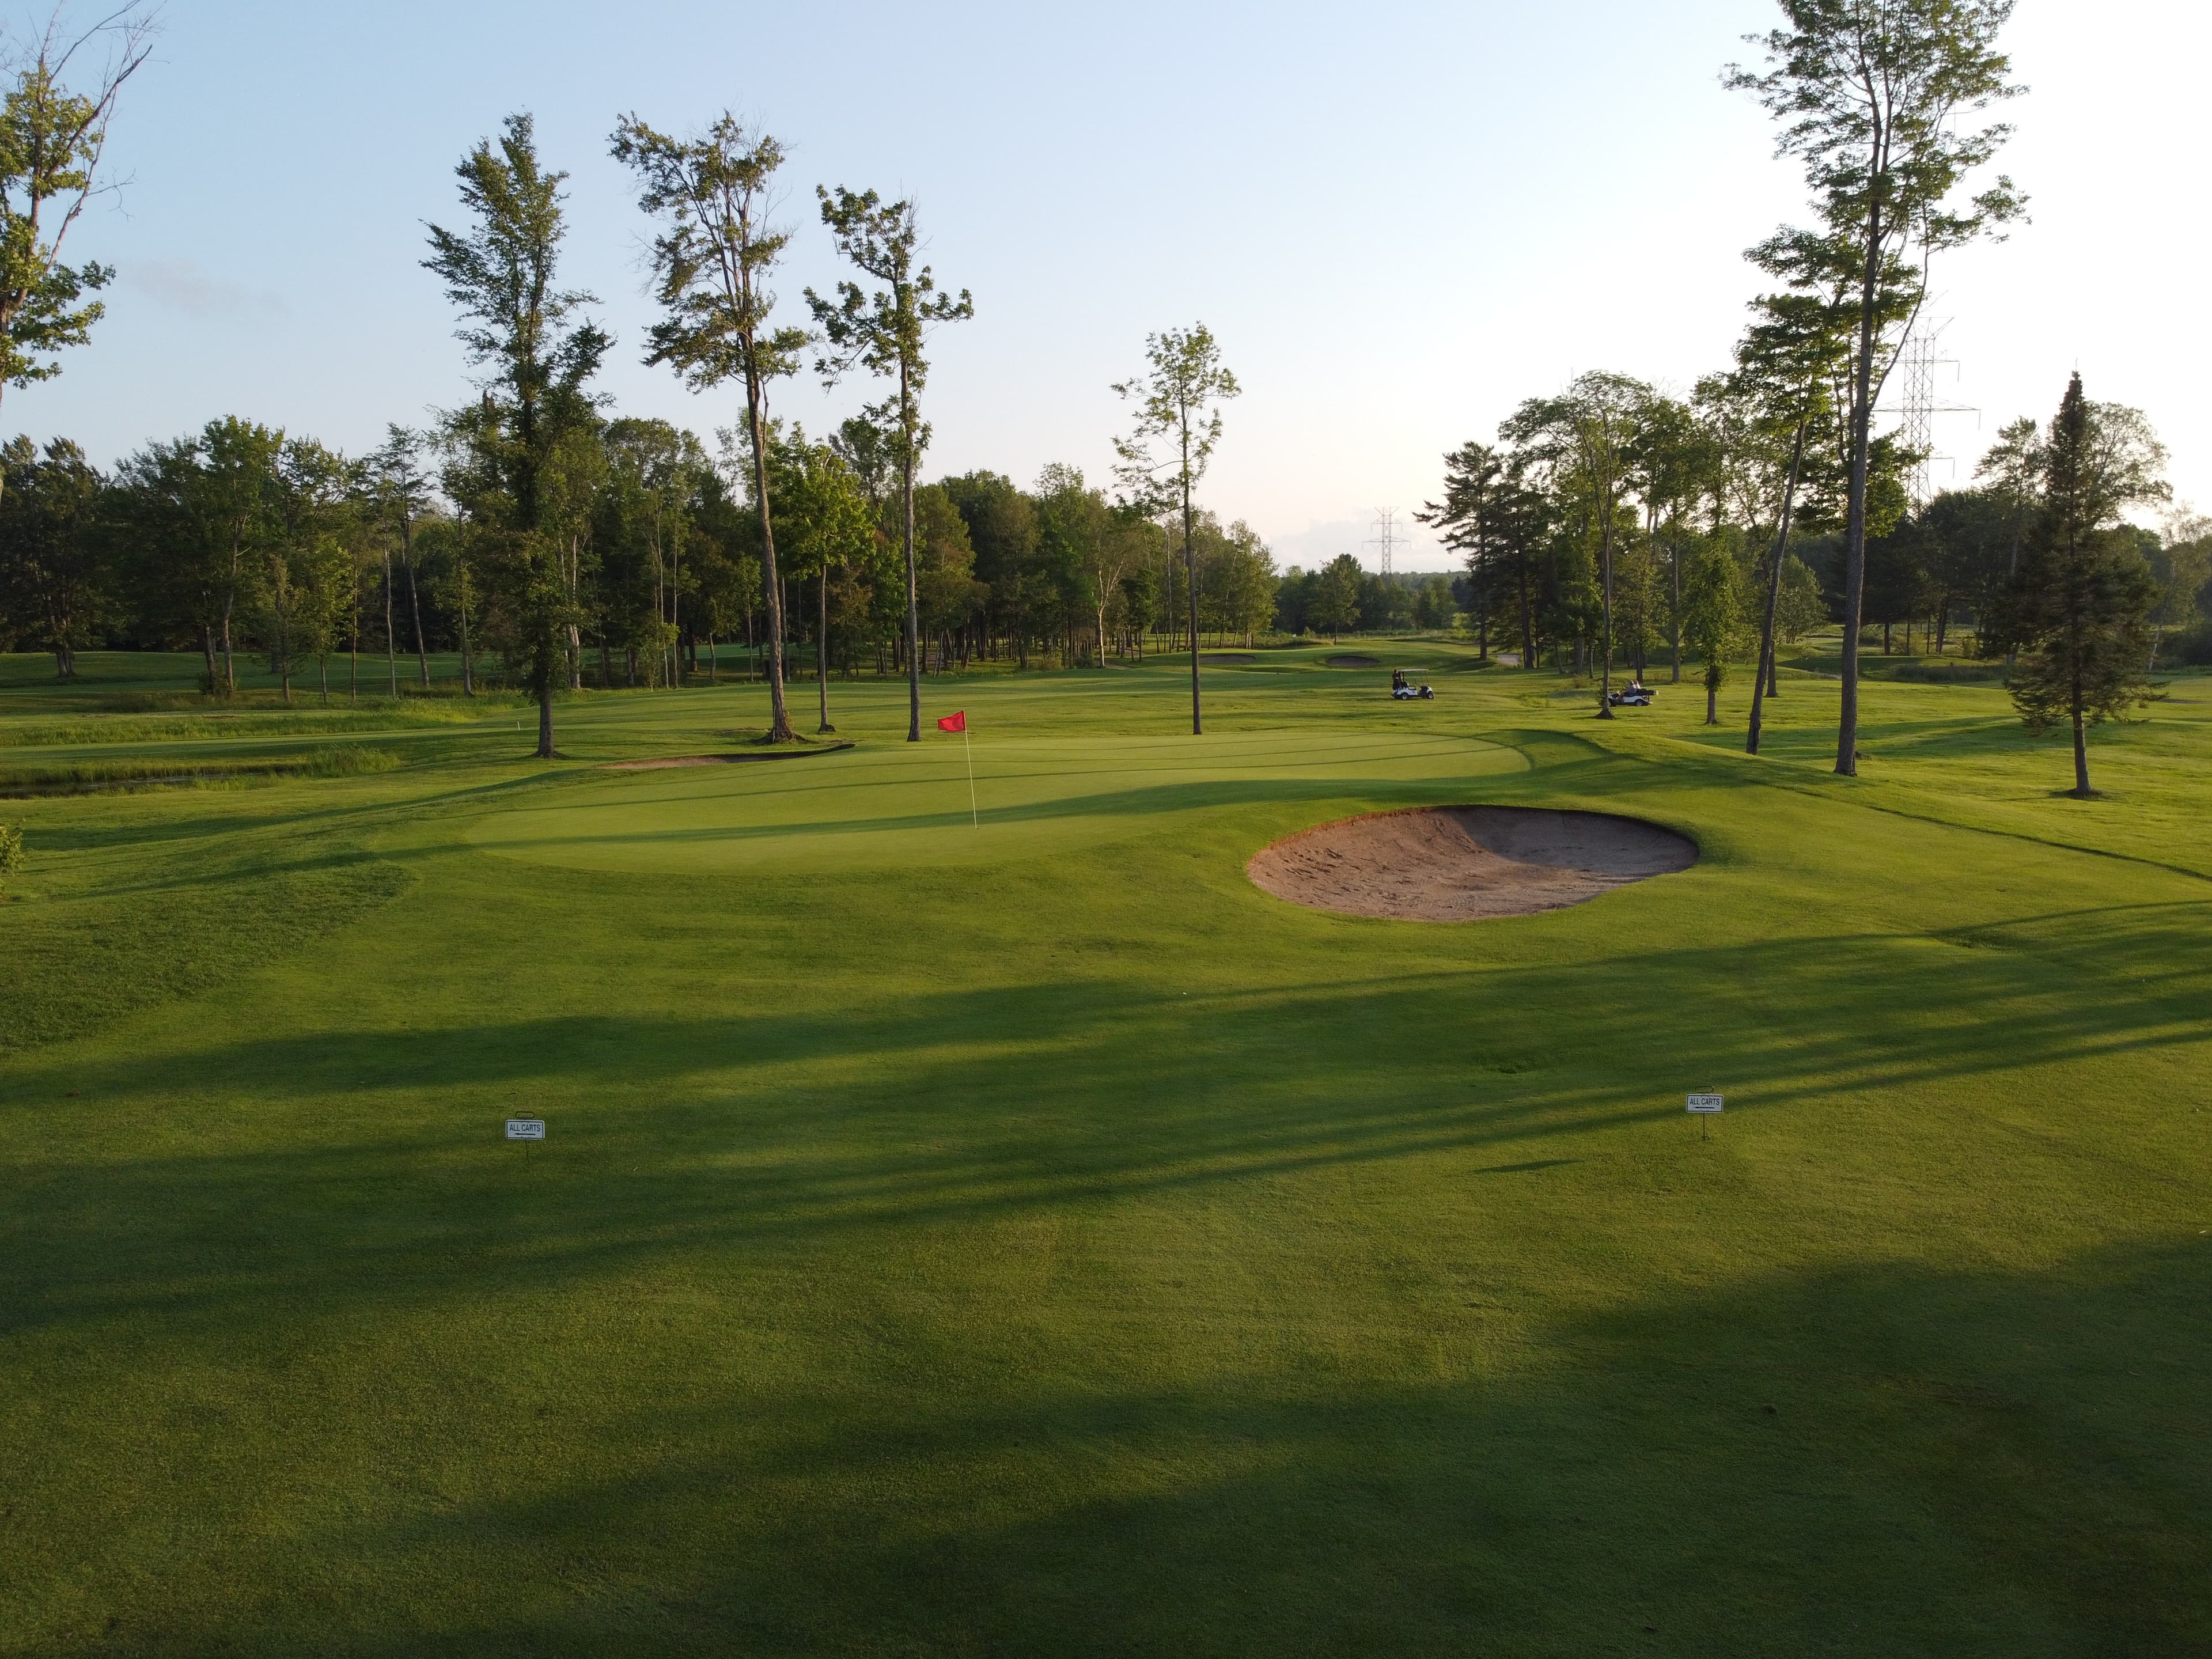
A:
<box><xmin>0</xmin><ymin>824</ymin><xmax>21</xmax><ymax>893</ymax></box>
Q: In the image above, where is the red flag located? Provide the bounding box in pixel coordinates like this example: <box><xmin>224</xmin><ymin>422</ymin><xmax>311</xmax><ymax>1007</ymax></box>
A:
<box><xmin>937</xmin><ymin>711</ymin><xmax>967</xmax><ymax>733</ymax></box>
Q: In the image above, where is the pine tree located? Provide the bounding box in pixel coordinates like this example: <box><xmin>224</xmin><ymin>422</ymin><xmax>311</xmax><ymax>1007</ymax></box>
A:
<box><xmin>2002</xmin><ymin>374</ymin><xmax>2164</xmax><ymax>797</ymax></box>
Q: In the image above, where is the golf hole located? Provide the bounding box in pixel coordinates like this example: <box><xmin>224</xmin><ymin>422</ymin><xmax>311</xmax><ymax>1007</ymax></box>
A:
<box><xmin>1247</xmin><ymin>805</ymin><xmax>1698</xmax><ymax>921</ymax></box>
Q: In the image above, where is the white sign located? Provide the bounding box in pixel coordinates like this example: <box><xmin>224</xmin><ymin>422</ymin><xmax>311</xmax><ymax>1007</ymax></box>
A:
<box><xmin>1686</xmin><ymin>1094</ymin><xmax>1724</xmax><ymax>1114</ymax></box>
<box><xmin>505</xmin><ymin>1118</ymin><xmax>546</xmax><ymax>1140</ymax></box>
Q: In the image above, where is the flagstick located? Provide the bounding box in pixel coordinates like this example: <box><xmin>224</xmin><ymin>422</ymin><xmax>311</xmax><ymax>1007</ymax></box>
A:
<box><xmin>963</xmin><ymin>726</ymin><xmax>977</xmax><ymax>827</ymax></box>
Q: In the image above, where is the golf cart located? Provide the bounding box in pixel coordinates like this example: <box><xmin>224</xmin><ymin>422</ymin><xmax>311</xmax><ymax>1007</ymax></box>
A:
<box><xmin>1391</xmin><ymin>668</ymin><xmax>1435</xmax><ymax>701</ymax></box>
<box><xmin>1606</xmin><ymin>681</ymin><xmax>1655</xmax><ymax>707</ymax></box>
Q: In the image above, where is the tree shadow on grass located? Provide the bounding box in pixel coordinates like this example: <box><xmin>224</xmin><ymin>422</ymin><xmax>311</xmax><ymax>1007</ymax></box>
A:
<box><xmin>7</xmin><ymin>900</ymin><xmax>2207</xmax><ymax>1342</ymax></box>
<box><xmin>15</xmin><ymin>1240</ymin><xmax>2209</xmax><ymax>1657</ymax></box>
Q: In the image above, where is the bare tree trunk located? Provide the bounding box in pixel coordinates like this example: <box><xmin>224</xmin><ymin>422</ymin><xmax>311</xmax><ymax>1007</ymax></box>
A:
<box><xmin>459</xmin><ymin>572</ymin><xmax>474</xmax><ymax>696</ymax></box>
<box><xmin>1747</xmin><ymin>416</ymin><xmax>1807</xmax><ymax>757</ymax></box>
<box><xmin>403</xmin><ymin>529</ymin><xmax>429</xmax><ymax>687</ymax></box>
<box><xmin>1836</xmin><ymin>203</ymin><xmax>1884</xmax><ymax>777</ymax></box>
<box><xmin>384</xmin><ymin>551</ymin><xmax>399</xmax><ymax>697</ymax></box>
<box><xmin>746</xmin><ymin>362</ymin><xmax>794</xmax><ymax>741</ymax></box>
<box><xmin>900</xmin><ymin>361</ymin><xmax>922</xmax><ymax>743</ymax></box>
<box><xmin>1184</xmin><ymin>431</ymin><xmax>1202</xmax><ymax>736</ymax></box>
<box><xmin>2071</xmin><ymin>672</ymin><xmax>2090</xmax><ymax>796</ymax></box>
<box><xmin>1596</xmin><ymin>502</ymin><xmax>1615</xmax><ymax>718</ymax></box>
<box><xmin>817</xmin><ymin>565</ymin><xmax>834</xmax><ymax>733</ymax></box>
<box><xmin>1670</xmin><ymin>541</ymin><xmax>1683</xmax><ymax>683</ymax></box>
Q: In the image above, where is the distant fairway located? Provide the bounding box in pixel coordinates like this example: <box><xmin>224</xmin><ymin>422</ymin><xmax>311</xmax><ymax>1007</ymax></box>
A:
<box><xmin>3</xmin><ymin>642</ymin><xmax>2210</xmax><ymax>1656</ymax></box>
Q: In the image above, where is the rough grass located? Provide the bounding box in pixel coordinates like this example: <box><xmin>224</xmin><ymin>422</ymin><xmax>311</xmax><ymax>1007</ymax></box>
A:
<box><xmin>0</xmin><ymin>744</ymin><xmax>403</xmax><ymax>795</ymax></box>
<box><xmin>1</xmin><ymin>639</ymin><xmax>2208</xmax><ymax>1656</ymax></box>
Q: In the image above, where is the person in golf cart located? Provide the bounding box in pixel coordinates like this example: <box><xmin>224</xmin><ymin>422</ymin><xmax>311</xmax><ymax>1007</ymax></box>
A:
<box><xmin>1607</xmin><ymin>679</ymin><xmax>1655</xmax><ymax>707</ymax></box>
<box><xmin>1391</xmin><ymin>668</ymin><xmax>1435</xmax><ymax>700</ymax></box>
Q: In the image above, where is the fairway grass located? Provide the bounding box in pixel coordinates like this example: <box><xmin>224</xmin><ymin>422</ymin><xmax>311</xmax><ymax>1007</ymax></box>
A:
<box><xmin>3</xmin><ymin>645</ymin><xmax>2208</xmax><ymax>1656</ymax></box>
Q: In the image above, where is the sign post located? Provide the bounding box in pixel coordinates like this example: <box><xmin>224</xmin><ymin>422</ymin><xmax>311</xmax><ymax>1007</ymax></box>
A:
<box><xmin>506</xmin><ymin>1118</ymin><xmax>545</xmax><ymax>1153</ymax></box>
<box><xmin>1686</xmin><ymin>1093</ymin><xmax>1723</xmax><ymax>1142</ymax></box>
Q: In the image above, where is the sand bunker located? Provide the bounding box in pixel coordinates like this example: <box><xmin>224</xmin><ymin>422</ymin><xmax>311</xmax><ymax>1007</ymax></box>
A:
<box><xmin>1248</xmin><ymin>805</ymin><xmax>1696</xmax><ymax>921</ymax></box>
<box><xmin>1325</xmin><ymin>653</ymin><xmax>1380</xmax><ymax>668</ymax></box>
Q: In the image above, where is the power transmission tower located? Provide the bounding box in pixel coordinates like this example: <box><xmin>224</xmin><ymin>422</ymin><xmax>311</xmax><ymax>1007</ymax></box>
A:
<box><xmin>1364</xmin><ymin>507</ymin><xmax>1403</xmax><ymax>576</ymax></box>
<box><xmin>1895</xmin><ymin>320</ymin><xmax>1978</xmax><ymax>506</ymax></box>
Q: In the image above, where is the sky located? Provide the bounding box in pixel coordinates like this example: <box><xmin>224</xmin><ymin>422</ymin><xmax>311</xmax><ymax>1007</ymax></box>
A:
<box><xmin>17</xmin><ymin>0</ymin><xmax>2210</xmax><ymax>572</ymax></box>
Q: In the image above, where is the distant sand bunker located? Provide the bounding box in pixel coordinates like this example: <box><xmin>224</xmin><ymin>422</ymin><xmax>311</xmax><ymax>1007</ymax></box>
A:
<box><xmin>1248</xmin><ymin>806</ymin><xmax>1696</xmax><ymax>921</ymax></box>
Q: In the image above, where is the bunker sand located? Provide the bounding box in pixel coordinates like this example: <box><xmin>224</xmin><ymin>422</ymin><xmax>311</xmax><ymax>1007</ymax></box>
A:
<box><xmin>1248</xmin><ymin>805</ymin><xmax>1696</xmax><ymax>920</ymax></box>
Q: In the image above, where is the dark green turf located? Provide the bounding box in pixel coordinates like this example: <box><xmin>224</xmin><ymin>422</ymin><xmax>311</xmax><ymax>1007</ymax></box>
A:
<box><xmin>2</xmin><ymin>642</ymin><xmax>2207</xmax><ymax>1656</ymax></box>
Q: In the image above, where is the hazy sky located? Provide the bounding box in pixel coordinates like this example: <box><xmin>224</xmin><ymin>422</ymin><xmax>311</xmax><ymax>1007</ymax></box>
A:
<box><xmin>19</xmin><ymin>0</ymin><xmax>2209</xmax><ymax>571</ymax></box>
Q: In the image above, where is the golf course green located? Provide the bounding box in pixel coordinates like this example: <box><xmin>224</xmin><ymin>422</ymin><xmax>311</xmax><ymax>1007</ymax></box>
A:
<box><xmin>3</xmin><ymin>642</ymin><xmax>2207</xmax><ymax>1656</ymax></box>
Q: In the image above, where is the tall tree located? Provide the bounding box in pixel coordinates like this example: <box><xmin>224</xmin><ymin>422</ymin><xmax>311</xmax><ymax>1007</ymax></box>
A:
<box><xmin>1421</xmin><ymin>442</ymin><xmax>1548</xmax><ymax>668</ymax></box>
<box><xmin>0</xmin><ymin>433</ymin><xmax>103</xmax><ymax>677</ymax></box>
<box><xmin>1624</xmin><ymin>392</ymin><xmax>1720</xmax><ymax>687</ymax></box>
<box><xmin>1997</xmin><ymin>374</ymin><xmax>2166</xmax><ymax>797</ymax></box>
<box><xmin>0</xmin><ymin>7</ymin><xmax>151</xmax><ymax>505</ymax></box>
<box><xmin>1112</xmin><ymin>324</ymin><xmax>1239</xmax><ymax>734</ymax></box>
<box><xmin>366</xmin><ymin>426</ymin><xmax>434</xmax><ymax>691</ymax></box>
<box><xmin>263</xmin><ymin>436</ymin><xmax>354</xmax><ymax>704</ymax></box>
<box><xmin>806</xmin><ymin>187</ymin><xmax>972</xmax><ymax>741</ymax></box>
<box><xmin>1310</xmin><ymin>552</ymin><xmax>1363</xmax><ymax>642</ymax></box>
<box><xmin>1711</xmin><ymin>289</ymin><xmax>1850</xmax><ymax>753</ymax></box>
<box><xmin>1732</xmin><ymin>0</ymin><xmax>2023</xmax><ymax>775</ymax></box>
<box><xmin>1502</xmin><ymin>372</ymin><xmax>1647</xmax><ymax>713</ymax></box>
<box><xmin>426</xmin><ymin>113</ymin><xmax>607</xmax><ymax>755</ymax></box>
<box><xmin>612</xmin><ymin>112</ymin><xmax>807</xmax><ymax>738</ymax></box>
<box><xmin>196</xmin><ymin>416</ymin><xmax>282</xmax><ymax>696</ymax></box>
<box><xmin>1682</xmin><ymin>536</ymin><xmax>1747</xmax><ymax>726</ymax></box>
<box><xmin>767</xmin><ymin>428</ymin><xmax>874</xmax><ymax>730</ymax></box>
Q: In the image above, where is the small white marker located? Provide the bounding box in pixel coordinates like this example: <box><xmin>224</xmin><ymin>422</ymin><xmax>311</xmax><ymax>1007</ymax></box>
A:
<box><xmin>505</xmin><ymin>1118</ymin><xmax>545</xmax><ymax>1141</ymax></box>
<box><xmin>1687</xmin><ymin>1093</ymin><xmax>1722</xmax><ymax>1141</ymax></box>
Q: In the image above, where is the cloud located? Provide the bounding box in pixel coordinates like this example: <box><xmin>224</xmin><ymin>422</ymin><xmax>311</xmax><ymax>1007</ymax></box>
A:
<box><xmin>121</xmin><ymin>259</ymin><xmax>288</xmax><ymax>320</ymax></box>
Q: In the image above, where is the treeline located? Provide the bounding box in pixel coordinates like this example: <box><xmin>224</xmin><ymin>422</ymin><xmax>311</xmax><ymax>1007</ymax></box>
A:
<box><xmin>0</xmin><ymin>417</ymin><xmax>1308</xmax><ymax>694</ymax></box>
<box><xmin>1426</xmin><ymin>357</ymin><xmax>2200</xmax><ymax>788</ymax></box>
<box><xmin>1423</xmin><ymin>373</ymin><xmax>2207</xmax><ymax>678</ymax></box>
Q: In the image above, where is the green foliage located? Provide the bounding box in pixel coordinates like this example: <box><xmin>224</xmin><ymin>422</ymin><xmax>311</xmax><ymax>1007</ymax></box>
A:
<box><xmin>1775</xmin><ymin>554</ymin><xmax>1828</xmax><ymax>643</ymax></box>
<box><xmin>1411</xmin><ymin>574</ymin><xmax>1455</xmax><ymax>630</ymax></box>
<box><xmin>1113</xmin><ymin>324</ymin><xmax>1240</xmax><ymax>725</ymax></box>
<box><xmin>0</xmin><ymin>13</ymin><xmax>150</xmax><ymax>396</ymax></box>
<box><xmin>613</xmin><ymin>112</ymin><xmax>807</xmax><ymax>732</ymax></box>
<box><xmin>1999</xmin><ymin>377</ymin><xmax>2165</xmax><ymax>792</ymax></box>
<box><xmin>1731</xmin><ymin>0</ymin><xmax>2024</xmax><ymax>772</ymax></box>
<box><xmin>807</xmin><ymin>186</ymin><xmax>974</xmax><ymax>737</ymax></box>
<box><xmin>1308</xmin><ymin>552</ymin><xmax>1362</xmax><ymax>639</ymax></box>
<box><xmin>426</xmin><ymin>114</ymin><xmax>609</xmax><ymax>749</ymax></box>
<box><xmin>0</xmin><ymin>434</ymin><xmax>105</xmax><ymax>676</ymax></box>
<box><xmin>0</xmin><ymin>817</ymin><xmax>19</xmax><ymax>889</ymax></box>
<box><xmin>1683</xmin><ymin>535</ymin><xmax>1746</xmax><ymax>721</ymax></box>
